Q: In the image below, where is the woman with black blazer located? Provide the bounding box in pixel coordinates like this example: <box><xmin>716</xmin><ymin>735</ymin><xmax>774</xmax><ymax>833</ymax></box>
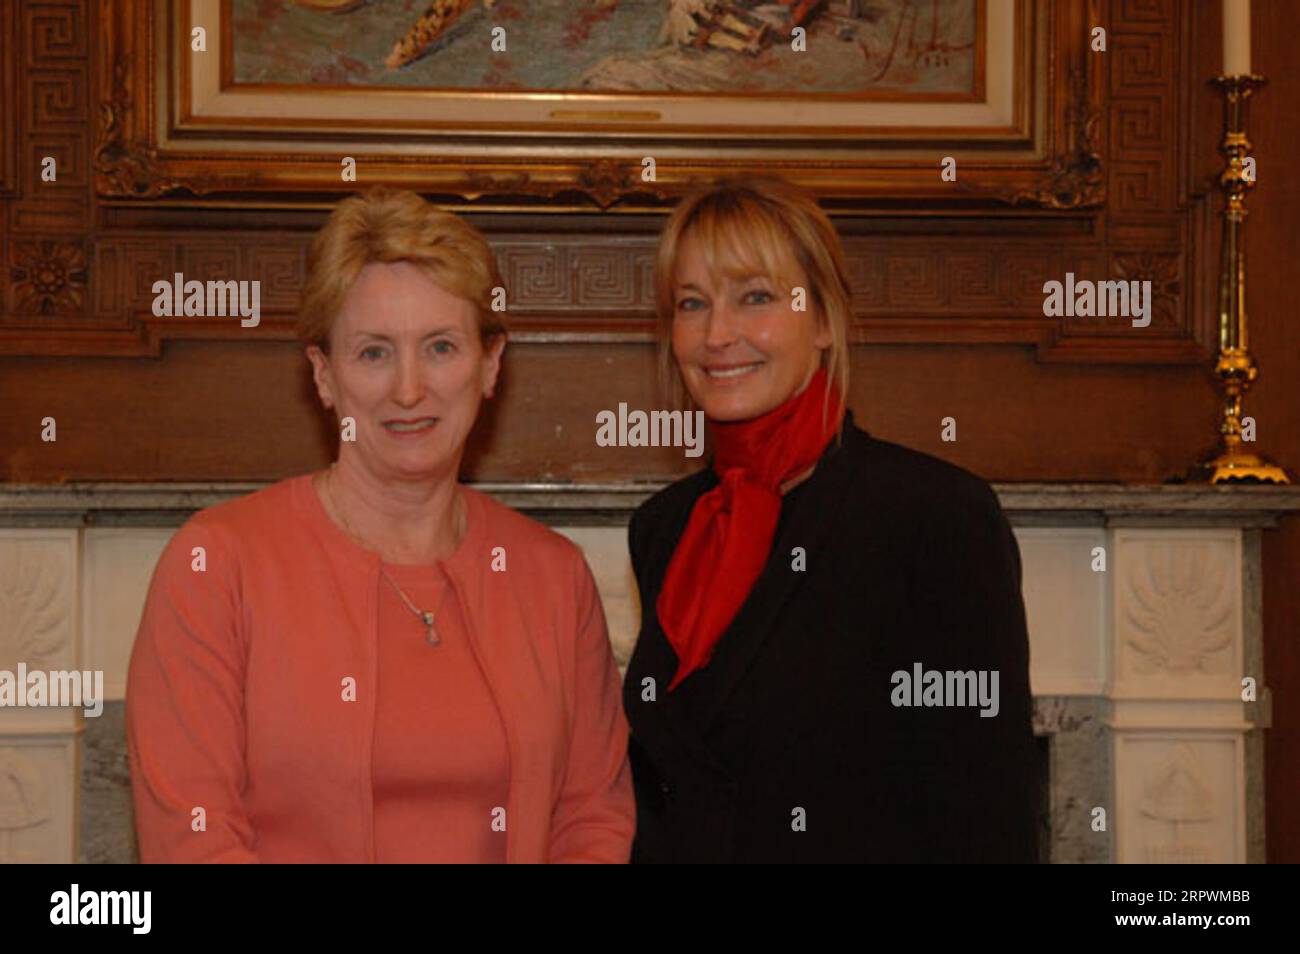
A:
<box><xmin>623</xmin><ymin>177</ymin><xmax>1041</xmax><ymax>863</ymax></box>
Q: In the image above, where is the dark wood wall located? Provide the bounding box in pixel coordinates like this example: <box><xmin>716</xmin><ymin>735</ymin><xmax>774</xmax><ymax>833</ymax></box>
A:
<box><xmin>1245</xmin><ymin>3</ymin><xmax>1300</xmax><ymax>867</ymax></box>
<box><xmin>1</xmin><ymin>0</ymin><xmax>1298</xmax><ymax>859</ymax></box>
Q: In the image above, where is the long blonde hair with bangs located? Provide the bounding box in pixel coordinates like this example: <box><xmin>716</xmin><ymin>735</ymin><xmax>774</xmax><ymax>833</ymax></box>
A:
<box><xmin>654</xmin><ymin>176</ymin><xmax>852</xmax><ymax>433</ymax></box>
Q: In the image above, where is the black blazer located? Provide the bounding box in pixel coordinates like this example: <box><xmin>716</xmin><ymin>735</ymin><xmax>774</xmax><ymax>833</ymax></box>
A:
<box><xmin>623</xmin><ymin>410</ymin><xmax>1040</xmax><ymax>863</ymax></box>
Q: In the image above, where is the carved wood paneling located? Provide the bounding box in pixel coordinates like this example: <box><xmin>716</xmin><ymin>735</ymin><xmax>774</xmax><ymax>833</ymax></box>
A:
<box><xmin>11</xmin><ymin>0</ymin><xmax>88</xmax><ymax>233</ymax></box>
<box><xmin>4</xmin><ymin>0</ymin><xmax>93</xmax><ymax>329</ymax></box>
<box><xmin>0</xmin><ymin>0</ymin><xmax>18</xmax><ymax>196</ymax></box>
<box><xmin>8</xmin><ymin>226</ymin><xmax>1204</xmax><ymax>360</ymax></box>
<box><xmin>0</xmin><ymin>0</ymin><xmax>1217</xmax><ymax>365</ymax></box>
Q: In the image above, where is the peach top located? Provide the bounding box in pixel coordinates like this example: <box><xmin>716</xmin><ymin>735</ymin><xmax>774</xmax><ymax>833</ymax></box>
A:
<box><xmin>372</xmin><ymin>561</ymin><xmax>508</xmax><ymax>863</ymax></box>
<box><xmin>126</xmin><ymin>472</ymin><xmax>634</xmax><ymax>863</ymax></box>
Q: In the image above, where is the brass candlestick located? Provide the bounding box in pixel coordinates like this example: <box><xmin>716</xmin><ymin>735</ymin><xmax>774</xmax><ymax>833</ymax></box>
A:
<box><xmin>1190</xmin><ymin>74</ymin><xmax>1290</xmax><ymax>484</ymax></box>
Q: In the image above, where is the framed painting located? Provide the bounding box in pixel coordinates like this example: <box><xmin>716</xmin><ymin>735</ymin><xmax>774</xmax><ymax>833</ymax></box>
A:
<box><xmin>96</xmin><ymin>0</ymin><xmax>1102</xmax><ymax>210</ymax></box>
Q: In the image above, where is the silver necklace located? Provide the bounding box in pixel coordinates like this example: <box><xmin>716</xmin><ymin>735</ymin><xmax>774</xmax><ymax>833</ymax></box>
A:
<box><xmin>324</xmin><ymin>464</ymin><xmax>447</xmax><ymax>646</ymax></box>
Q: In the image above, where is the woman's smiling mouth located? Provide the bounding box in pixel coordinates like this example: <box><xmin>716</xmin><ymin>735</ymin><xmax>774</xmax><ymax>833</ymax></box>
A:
<box><xmin>704</xmin><ymin>362</ymin><xmax>764</xmax><ymax>381</ymax></box>
<box><xmin>383</xmin><ymin>416</ymin><xmax>438</xmax><ymax>435</ymax></box>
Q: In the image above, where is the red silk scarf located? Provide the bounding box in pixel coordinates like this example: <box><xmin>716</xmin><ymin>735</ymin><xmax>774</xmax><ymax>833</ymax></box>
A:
<box><xmin>657</xmin><ymin>367</ymin><xmax>842</xmax><ymax>690</ymax></box>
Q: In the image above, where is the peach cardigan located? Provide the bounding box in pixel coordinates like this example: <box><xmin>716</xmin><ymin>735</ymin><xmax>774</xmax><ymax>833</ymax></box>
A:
<box><xmin>126</xmin><ymin>473</ymin><xmax>635</xmax><ymax>863</ymax></box>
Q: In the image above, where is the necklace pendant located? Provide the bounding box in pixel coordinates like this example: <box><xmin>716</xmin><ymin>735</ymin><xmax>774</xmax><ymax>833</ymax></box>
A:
<box><xmin>422</xmin><ymin>611</ymin><xmax>439</xmax><ymax>646</ymax></box>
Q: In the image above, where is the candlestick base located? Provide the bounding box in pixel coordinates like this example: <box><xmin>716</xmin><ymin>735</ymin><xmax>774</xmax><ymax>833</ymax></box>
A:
<box><xmin>1187</xmin><ymin>446</ymin><xmax>1292</xmax><ymax>485</ymax></box>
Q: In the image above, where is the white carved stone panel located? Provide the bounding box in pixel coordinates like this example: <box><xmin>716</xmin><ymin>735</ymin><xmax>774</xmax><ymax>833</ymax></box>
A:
<box><xmin>0</xmin><ymin>736</ymin><xmax>78</xmax><ymax>863</ymax></box>
<box><xmin>1113</xmin><ymin>734</ymin><xmax>1244</xmax><ymax>864</ymax></box>
<box><xmin>1017</xmin><ymin>527</ymin><xmax>1107</xmax><ymax>696</ymax></box>
<box><xmin>0</xmin><ymin>531</ymin><xmax>80</xmax><ymax>733</ymax></box>
<box><xmin>81</xmin><ymin>529</ymin><xmax>173</xmax><ymax>700</ymax></box>
<box><xmin>1112</xmin><ymin>530</ymin><xmax>1242</xmax><ymax>700</ymax></box>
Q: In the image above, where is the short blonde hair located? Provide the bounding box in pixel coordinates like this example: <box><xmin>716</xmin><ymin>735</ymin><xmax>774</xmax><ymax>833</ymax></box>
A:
<box><xmin>297</xmin><ymin>188</ymin><xmax>506</xmax><ymax>353</ymax></box>
<box><xmin>654</xmin><ymin>176</ymin><xmax>852</xmax><ymax>428</ymax></box>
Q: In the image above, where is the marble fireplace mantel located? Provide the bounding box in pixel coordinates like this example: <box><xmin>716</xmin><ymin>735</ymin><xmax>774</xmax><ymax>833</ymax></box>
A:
<box><xmin>2</xmin><ymin>480</ymin><xmax>1299</xmax><ymax>864</ymax></box>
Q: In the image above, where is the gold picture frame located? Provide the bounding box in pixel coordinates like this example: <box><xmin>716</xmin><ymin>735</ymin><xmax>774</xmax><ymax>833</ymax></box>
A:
<box><xmin>96</xmin><ymin>0</ymin><xmax>1102</xmax><ymax>211</ymax></box>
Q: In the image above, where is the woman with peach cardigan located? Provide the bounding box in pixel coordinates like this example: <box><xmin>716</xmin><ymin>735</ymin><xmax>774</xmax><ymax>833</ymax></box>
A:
<box><xmin>126</xmin><ymin>188</ymin><xmax>634</xmax><ymax>863</ymax></box>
